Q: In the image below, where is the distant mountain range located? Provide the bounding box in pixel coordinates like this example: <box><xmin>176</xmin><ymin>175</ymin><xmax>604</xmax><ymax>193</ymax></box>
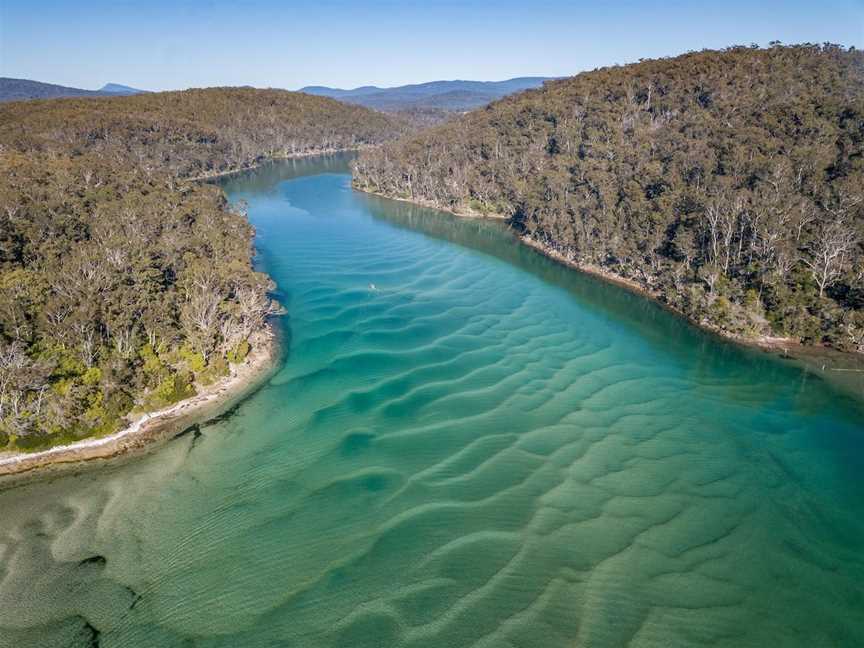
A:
<box><xmin>0</xmin><ymin>78</ymin><xmax>148</xmax><ymax>102</ymax></box>
<box><xmin>1</xmin><ymin>76</ymin><xmax>549</xmax><ymax>110</ymax></box>
<box><xmin>300</xmin><ymin>77</ymin><xmax>554</xmax><ymax>111</ymax></box>
<box><xmin>98</xmin><ymin>83</ymin><xmax>146</xmax><ymax>96</ymax></box>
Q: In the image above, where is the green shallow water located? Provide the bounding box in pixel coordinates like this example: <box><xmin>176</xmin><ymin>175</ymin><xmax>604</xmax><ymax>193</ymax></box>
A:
<box><xmin>1</xmin><ymin>154</ymin><xmax>863</xmax><ymax>647</ymax></box>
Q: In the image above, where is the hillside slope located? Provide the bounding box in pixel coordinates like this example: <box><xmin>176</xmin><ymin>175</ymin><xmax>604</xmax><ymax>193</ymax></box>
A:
<box><xmin>354</xmin><ymin>45</ymin><xmax>864</xmax><ymax>353</ymax></box>
<box><xmin>0</xmin><ymin>87</ymin><xmax>402</xmax><ymax>177</ymax></box>
<box><xmin>0</xmin><ymin>88</ymin><xmax>402</xmax><ymax>449</ymax></box>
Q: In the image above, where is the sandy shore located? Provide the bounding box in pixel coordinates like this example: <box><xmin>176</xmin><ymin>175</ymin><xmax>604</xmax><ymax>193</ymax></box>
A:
<box><xmin>0</xmin><ymin>327</ymin><xmax>279</xmax><ymax>482</ymax></box>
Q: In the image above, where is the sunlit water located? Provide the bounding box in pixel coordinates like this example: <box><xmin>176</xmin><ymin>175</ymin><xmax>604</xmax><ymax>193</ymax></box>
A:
<box><xmin>1</xmin><ymin>154</ymin><xmax>863</xmax><ymax>647</ymax></box>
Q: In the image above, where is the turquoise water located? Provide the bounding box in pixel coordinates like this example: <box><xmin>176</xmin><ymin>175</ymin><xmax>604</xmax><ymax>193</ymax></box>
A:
<box><xmin>1</xmin><ymin>154</ymin><xmax>863</xmax><ymax>647</ymax></box>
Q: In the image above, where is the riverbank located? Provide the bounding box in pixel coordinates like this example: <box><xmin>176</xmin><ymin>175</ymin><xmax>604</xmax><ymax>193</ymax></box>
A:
<box><xmin>517</xmin><ymin>236</ymin><xmax>798</xmax><ymax>351</ymax></box>
<box><xmin>353</xmin><ymin>186</ymin><xmax>864</xmax><ymax>397</ymax></box>
<box><xmin>0</xmin><ymin>327</ymin><xmax>279</xmax><ymax>483</ymax></box>
<box><xmin>518</xmin><ymin>236</ymin><xmax>864</xmax><ymax>387</ymax></box>
<box><xmin>352</xmin><ymin>184</ymin><xmax>508</xmax><ymax>220</ymax></box>
<box><xmin>185</xmin><ymin>146</ymin><xmax>369</xmax><ymax>183</ymax></box>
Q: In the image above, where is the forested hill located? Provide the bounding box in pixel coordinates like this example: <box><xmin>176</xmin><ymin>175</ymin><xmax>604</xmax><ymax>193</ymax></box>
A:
<box><xmin>354</xmin><ymin>45</ymin><xmax>864</xmax><ymax>354</ymax></box>
<box><xmin>0</xmin><ymin>88</ymin><xmax>402</xmax><ymax>450</ymax></box>
<box><xmin>0</xmin><ymin>87</ymin><xmax>402</xmax><ymax>178</ymax></box>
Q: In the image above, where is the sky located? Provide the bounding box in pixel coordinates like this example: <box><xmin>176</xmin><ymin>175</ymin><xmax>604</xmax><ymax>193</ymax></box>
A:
<box><xmin>1</xmin><ymin>0</ymin><xmax>862</xmax><ymax>91</ymax></box>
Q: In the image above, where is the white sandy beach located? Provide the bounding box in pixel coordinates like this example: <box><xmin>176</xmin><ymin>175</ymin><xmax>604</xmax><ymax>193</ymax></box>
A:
<box><xmin>0</xmin><ymin>329</ymin><xmax>277</xmax><ymax>480</ymax></box>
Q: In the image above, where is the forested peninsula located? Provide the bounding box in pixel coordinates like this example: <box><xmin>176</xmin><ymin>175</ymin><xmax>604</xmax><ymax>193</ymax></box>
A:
<box><xmin>0</xmin><ymin>88</ymin><xmax>401</xmax><ymax>451</ymax></box>
<box><xmin>353</xmin><ymin>45</ymin><xmax>864</xmax><ymax>354</ymax></box>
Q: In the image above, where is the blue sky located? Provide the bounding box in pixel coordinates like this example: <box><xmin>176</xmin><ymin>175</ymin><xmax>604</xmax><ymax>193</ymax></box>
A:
<box><xmin>1</xmin><ymin>0</ymin><xmax>862</xmax><ymax>91</ymax></box>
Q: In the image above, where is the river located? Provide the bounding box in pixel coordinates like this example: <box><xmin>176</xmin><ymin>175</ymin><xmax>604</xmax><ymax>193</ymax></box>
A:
<box><xmin>0</xmin><ymin>154</ymin><xmax>862</xmax><ymax>647</ymax></box>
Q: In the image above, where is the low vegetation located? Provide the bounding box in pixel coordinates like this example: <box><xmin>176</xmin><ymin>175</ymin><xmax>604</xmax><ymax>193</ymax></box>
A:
<box><xmin>354</xmin><ymin>44</ymin><xmax>864</xmax><ymax>353</ymax></box>
<box><xmin>0</xmin><ymin>87</ymin><xmax>402</xmax><ymax>449</ymax></box>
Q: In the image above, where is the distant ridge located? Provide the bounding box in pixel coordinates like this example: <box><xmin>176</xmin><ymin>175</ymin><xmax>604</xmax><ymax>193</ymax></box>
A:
<box><xmin>301</xmin><ymin>85</ymin><xmax>381</xmax><ymax>99</ymax></box>
<box><xmin>0</xmin><ymin>77</ymin><xmax>148</xmax><ymax>102</ymax></box>
<box><xmin>98</xmin><ymin>83</ymin><xmax>148</xmax><ymax>96</ymax></box>
<box><xmin>300</xmin><ymin>77</ymin><xmax>554</xmax><ymax>111</ymax></box>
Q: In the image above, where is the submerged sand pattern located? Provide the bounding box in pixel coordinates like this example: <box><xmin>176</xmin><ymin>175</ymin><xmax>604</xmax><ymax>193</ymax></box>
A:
<box><xmin>0</xmin><ymin>164</ymin><xmax>862</xmax><ymax>647</ymax></box>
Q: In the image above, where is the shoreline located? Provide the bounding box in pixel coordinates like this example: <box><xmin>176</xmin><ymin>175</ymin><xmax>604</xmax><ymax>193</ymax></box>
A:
<box><xmin>355</xmin><ymin>184</ymin><xmax>796</xmax><ymax>352</ymax></box>
<box><xmin>517</xmin><ymin>235</ymin><xmax>798</xmax><ymax>353</ymax></box>
<box><xmin>0</xmin><ymin>326</ymin><xmax>279</xmax><ymax>483</ymax></box>
<box><xmin>185</xmin><ymin>146</ymin><xmax>369</xmax><ymax>183</ymax></box>
<box><xmin>353</xmin><ymin>186</ymin><xmax>864</xmax><ymax>396</ymax></box>
<box><xmin>353</xmin><ymin>184</ymin><xmax>508</xmax><ymax>220</ymax></box>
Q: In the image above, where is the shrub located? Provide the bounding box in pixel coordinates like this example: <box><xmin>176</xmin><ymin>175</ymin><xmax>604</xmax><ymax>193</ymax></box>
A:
<box><xmin>198</xmin><ymin>355</ymin><xmax>230</xmax><ymax>386</ymax></box>
<box><xmin>82</xmin><ymin>366</ymin><xmax>102</xmax><ymax>386</ymax></box>
<box><xmin>711</xmin><ymin>297</ymin><xmax>732</xmax><ymax>326</ymax></box>
<box><xmin>146</xmin><ymin>371</ymin><xmax>196</xmax><ymax>410</ymax></box>
<box><xmin>227</xmin><ymin>340</ymin><xmax>250</xmax><ymax>364</ymax></box>
<box><xmin>467</xmin><ymin>198</ymin><xmax>486</xmax><ymax>213</ymax></box>
<box><xmin>744</xmin><ymin>289</ymin><xmax>760</xmax><ymax>311</ymax></box>
<box><xmin>180</xmin><ymin>346</ymin><xmax>207</xmax><ymax>373</ymax></box>
<box><xmin>140</xmin><ymin>344</ymin><xmax>165</xmax><ymax>376</ymax></box>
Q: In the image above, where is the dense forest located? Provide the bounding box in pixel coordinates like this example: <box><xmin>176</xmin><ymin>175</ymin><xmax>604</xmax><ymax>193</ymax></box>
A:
<box><xmin>354</xmin><ymin>45</ymin><xmax>864</xmax><ymax>354</ymax></box>
<box><xmin>0</xmin><ymin>88</ymin><xmax>402</xmax><ymax>449</ymax></box>
<box><xmin>0</xmin><ymin>87</ymin><xmax>402</xmax><ymax>177</ymax></box>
